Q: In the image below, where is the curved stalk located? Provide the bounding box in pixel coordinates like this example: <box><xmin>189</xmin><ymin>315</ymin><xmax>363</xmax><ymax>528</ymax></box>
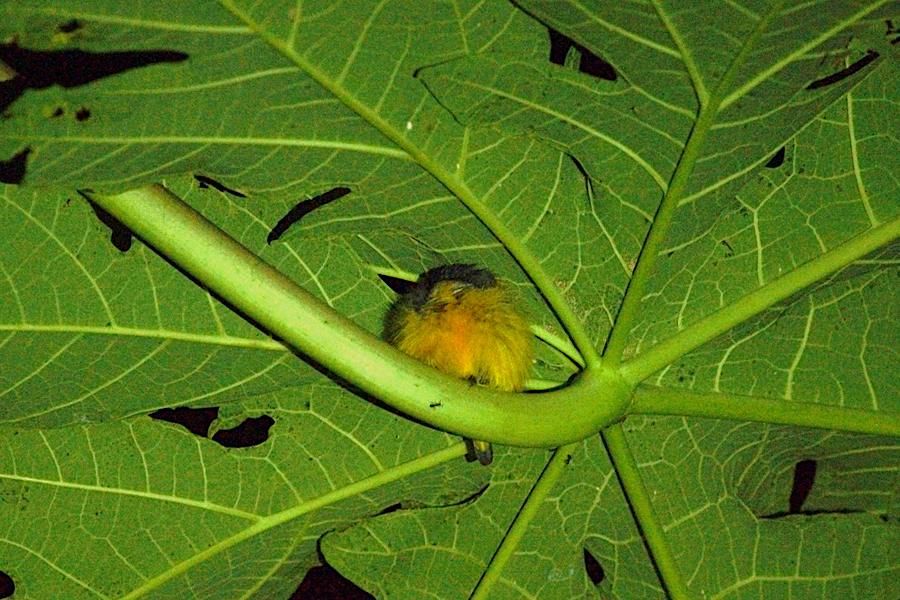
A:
<box><xmin>84</xmin><ymin>184</ymin><xmax>631</xmax><ymax>448</ymax></box>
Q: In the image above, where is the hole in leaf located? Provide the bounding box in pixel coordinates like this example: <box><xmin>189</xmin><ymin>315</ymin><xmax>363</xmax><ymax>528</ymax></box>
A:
<box><xmin>583</xmin><ymin>548</ymin><xmax>605</xmax><ymax>584</ymax></box>
<box><xmin>0</xmin><ymin>147</ymin><xmax>29</xmax><ymax>184</ymax></box>
<box><xmin>294</xmin><ymin>564</ymin><xmax>375</xmax><ymax>600</ymax></box>
<box><xmin>195</xmin><ymin>174</ymin><xmax>247</xmax><ymax>197</ymax></box>
<box><xmin>764</xmin><ymin>146</ymin><xmax>785</xmax><ymax>168</ymax></box>
<box><xmin>74</xmin><ymin>106</ymin><xmax>90</xmax><ymax>121</ymax></box>
<box><xmin>548</xmin><ymin>28</ymin><xmax>616</xmax><ymax>81</ymax></box>
<box><xmin>0</xmin><ymin>570</ymin><xmax>12</xmax><ymax>598</ymax></box>
<box><xmin>86</xmin><ymin>198</ymin><xmax>134</xmax><ymax>252</ymax></box>
<box><xmin>0</xmin><ymin>42</ymin><xmax>188</xmax><ymax>112</ymax></box>
<box><xmin>149</xmin><ymin>406</ymin><xmax>218</xmax><ymax>437</ymax></box>
<box><xmin>806</xmin><ymin>50</ymin><xmax>879</xmax><ymax>90</ymax></box>
<box><xmin>267</xmin><ymin>187</ymin><xmax>352</xmax><ymax>243</ymax></box>
<box><xmin>211</xmin><ymin>415</ymin><xmax>275</xmax><ymax>448</ymax></box>
<box><xmin>789</xmin><ymin>459</ymin><xmax>817</xmax><ymax>514</ymax></box>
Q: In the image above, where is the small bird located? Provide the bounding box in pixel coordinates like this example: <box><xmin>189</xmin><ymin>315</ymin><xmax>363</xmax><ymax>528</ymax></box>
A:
<box><xmin>383</xmin><ymin>264</ymin><xmax>533</xmax><ymax>465</ymax></box>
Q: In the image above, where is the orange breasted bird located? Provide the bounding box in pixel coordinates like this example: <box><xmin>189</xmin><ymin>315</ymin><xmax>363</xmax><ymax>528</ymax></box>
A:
<box><xmin>383</xmin><ymin>264</ymin><xmax>533</xmax><ymax>465</ymax></box>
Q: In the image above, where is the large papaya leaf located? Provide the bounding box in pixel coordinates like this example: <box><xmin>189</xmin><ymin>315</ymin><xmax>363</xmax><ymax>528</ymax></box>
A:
<box><xmin>1</xmin><ymin>1</ymin><xmax>900</xmax><ymax>599</ymax></box>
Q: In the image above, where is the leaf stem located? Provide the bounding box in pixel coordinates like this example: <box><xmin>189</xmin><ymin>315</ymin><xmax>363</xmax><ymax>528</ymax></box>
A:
<box><xmin>604</xmin><ymin>0</ymin><xmax>784</xmax><ymax>367</ymax></box>
<box><xmin>602</xmin><ymin>424</ymin><xmax>693</xmax><ymax>600</ymax></box>
<box><xmin>621</xmin><ymin>216</ymin><xmax>900</xmax><ymax>385</ymax></box>
<box><xmin>602</xmin><ymin>99</ymin><xmax>714</xmax><ymax>366</ymax></box>
<box><xmin>469</xmin><ymin>443</ymin><xmax>577</xmax><ymax>600</ymax></box>
<box><xmin>631</xmin><ymin>386</ymin><xmax>900</xmax><ymax>436</ymax></box>
<box><xmin>83</xmin><ymin>185</ymin><xmax>630</xmax><ymax>447</ymax></box>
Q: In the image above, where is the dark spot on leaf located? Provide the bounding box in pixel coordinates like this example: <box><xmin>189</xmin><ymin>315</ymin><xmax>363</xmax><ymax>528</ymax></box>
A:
<box><xmin>85</xmin><ymin>198</ymin><xmax>134</xmax><ymax>252</ymax></box>
<box><xmin>0</xmin><ymin>42</ymin><xmax>188</xmax><ymax>112</ymax></box>
<box><xmin>806</xmin><ymin>50</ymin><xmax>879</xmax><ymax>90</ymax></box>
<box><xmin>0</xmin><ymin>147</ymin><xmax>29</xmax><ymax>184</ymax></box>
<box><xmin>547</xmin><ymin>28</ymin><xmax>616</xmax><ymax>81</ymax></box>
<box><xmin>211</xmin><ymin>415</ymin><xmax>274</xmax><ymax>448</ymax></box>
<box><xmin>567</xmin><ymin>153</ymin><xmax>597</xmax><ymax>203</ymax></box>
<box><xmin>720</xmin><ymin>238</ymin><xmax>734</xmax><ymax>257</ymax></box>
<box><xmin>267</xmin><ymin>187</ymin><xmax>351</xmax><ymax>243</ymax></box>
<box><xmin>74</xmin><ymin>106</ymin><xmax>90</xmax><ymax>121</ymax></box>
<box><xmin>568</xmin><ymin>153</ymin><xmax>590</xmax><ymax>179</ymax></box>
<box><xmin>579</xmin><ymin>52</ymin><xmax>616</xmax><ymax>80</ymax></box>
<box><xmin>50</xmin><ymin>106</ymin><xmax>64</xmax><ymax>118</ymax></box>
<box><xmin>149</xmin><ymin>406</ymin><xmax>218</xmax><ymax>437</ymax></box>
<box><xmin>57</xmin><ymin>20</ymin><xmax>84</xmax><ymax>34</ymax></box>
<box><xmin>789</xmin><ymin>459</ymin><xmax>816</xmax><ymax>513</ymax></box>
<box><xmin>765</xmin><ymin>146</ymin><xmax>785</xmax><ymax>168</ymax></box>
<box><xmin>194</xmin><ymin>174</ymin><xmax>247</xmax><ymax>197</ymax></box>
<box><xmin>583</xmin><ymin>548</ymin><xmax>605</xmax><ymax>584</ymax></box>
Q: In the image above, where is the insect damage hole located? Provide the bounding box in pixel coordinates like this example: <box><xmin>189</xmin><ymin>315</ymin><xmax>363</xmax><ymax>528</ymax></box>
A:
<box><xmin>0</xmin><ymin>147</ymin><xmax>30</xmax><ymax>184</ymax></box>
<box><xmin>0</xmin><ymin>569</ymin><xmax>14</xmax><ymax>598</ymax></box>
<box><xmin>267</xmin><ymin>186</ymin><xmax>351</xmax><ymax>243</ymax></box>
<box><xmin>583</xmin><ymin>548</ymin><xmax>605</xmax><ymax>585</ymax></box>
<box><xmin>547</xmin><ymin>28</ymin><xmax>616</xmax><ymax>81</ymax></box>
<box><xmin>211</xmin><ymin>415</ymin><xmax>275</xmax><ymax>448</ymax></box>
<box><xmin>789</xmin><ymin>459</ymin><xmax>817</xmax><ymax>514</ymax></box>
<box><xmin>149</xmin><ymin>406</ymin><xmax>218</xmax><ymax>437</ymax></box>
<box><xmin>149</xmin><ymin>407</ymin><xmax>274</xmax><ymax>448</ymax></box>
<box><xmin>806</xmin><ymin>50</ymin><xmax>879</xmax><ymax>89</ymax></box>
<box><xmin>764</xmin><ymin>146</ymin><xmax>785</xmax><ymax>168</ymax></box>
<box><xmin>194</xmin><ymin>174</ymin><xmax>247</xmax><ymax>197</ymax></box>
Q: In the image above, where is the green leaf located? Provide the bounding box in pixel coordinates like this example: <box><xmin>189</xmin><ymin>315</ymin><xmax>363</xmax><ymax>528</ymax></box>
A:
<box><xmin>2</xmin><ymin>1</ymin><xmax>900</xmax><ymax>599</ymax></box>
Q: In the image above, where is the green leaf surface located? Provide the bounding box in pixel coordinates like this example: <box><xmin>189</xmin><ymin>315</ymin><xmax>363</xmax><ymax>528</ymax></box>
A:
<box><xmin>2</xmin><ymin>1</ymin><xmax>900</xmax><ymax>599</ymax></box>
